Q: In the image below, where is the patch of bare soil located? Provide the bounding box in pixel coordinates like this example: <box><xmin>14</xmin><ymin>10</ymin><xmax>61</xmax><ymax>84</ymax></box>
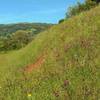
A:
<box><xmin>24</xmin><ymin>55</ymin><xmax>45</xmax><ymax>73</ymax></box>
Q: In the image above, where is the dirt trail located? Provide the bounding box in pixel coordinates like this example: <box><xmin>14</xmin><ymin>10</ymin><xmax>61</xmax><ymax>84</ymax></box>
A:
<box><xmin>24</xmin><ymin>55</ymin><xmax>45</xmax><ymax>73</ymax></box>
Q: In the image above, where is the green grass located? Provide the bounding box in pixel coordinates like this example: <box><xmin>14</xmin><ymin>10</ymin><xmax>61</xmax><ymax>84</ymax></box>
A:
<box><xmin>0</xmin><ymin>6</ymin><xmax>100</xmax><ymax>100</ymax></box>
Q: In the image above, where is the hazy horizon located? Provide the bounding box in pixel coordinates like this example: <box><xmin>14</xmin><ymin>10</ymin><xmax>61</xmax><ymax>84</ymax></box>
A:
<box><xmin>0</xmin><ymin>0</ymin><xmax>84</xmax><ymax>24</ymax></box>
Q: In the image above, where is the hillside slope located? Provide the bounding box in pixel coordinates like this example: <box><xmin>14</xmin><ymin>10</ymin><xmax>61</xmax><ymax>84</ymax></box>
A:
<box><xmin>0</xmin><ymin>23</ymin><xmax>52</xmax><ymax>36</ymax></box>
<box><xmin>0</xmin><ymin>6</ymin><xmax>100</xmax><ymax>100</ymax></box>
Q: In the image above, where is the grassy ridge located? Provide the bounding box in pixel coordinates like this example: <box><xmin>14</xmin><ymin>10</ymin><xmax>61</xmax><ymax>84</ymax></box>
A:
<box><xmin>0</xmin><ymin>6</ymin><xmax>100</xmax><ymax>100</ymax></box>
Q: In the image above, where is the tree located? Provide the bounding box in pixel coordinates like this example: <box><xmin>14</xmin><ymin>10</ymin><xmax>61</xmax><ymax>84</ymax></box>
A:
<box><xmin>66</xmin><ymin>0</ymin><xmax>99</xmax><ymax>18</ymax></box>
<box><xmin>0</xmin><ymin>30</ymin><xmax>34</xmax><ymax>51</ymax></box>
<box><xmin>91</xmin><ymin>0</ymin><xmax>100</xmax><ymax>3</ymax></box>
<box><xmin>9</xmin><ymin>30</ymin><xmax>33</xmax><ymax>49</ymax></box>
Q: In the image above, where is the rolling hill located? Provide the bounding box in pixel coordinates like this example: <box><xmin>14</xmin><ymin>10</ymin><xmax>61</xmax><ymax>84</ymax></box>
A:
<box><xmin>0</xmin><ymin>23</ymin><xmax>52</xmax><ymax>36</ymax></box>
<box><xmin>0</xmin><ymin>23</ymin><xmax>53</xmax><ymax>51</ymax></box>
<box><xmin>0</xmin><ymin>5</ymin><xmax>100</xmax><ymax>100</ymax></box>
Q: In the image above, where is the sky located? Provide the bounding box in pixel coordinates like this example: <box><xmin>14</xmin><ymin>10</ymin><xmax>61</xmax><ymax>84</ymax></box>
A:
<box><xmin>0</xmin><ymin>0</ymin><xmax>84</xmax><ymax>24</ymax></box>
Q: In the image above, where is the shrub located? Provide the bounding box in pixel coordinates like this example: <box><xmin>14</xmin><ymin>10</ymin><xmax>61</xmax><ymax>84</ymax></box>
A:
<box><xmin>58</xmin><ymin>19</ymin><xmax>65</xmax><ymax>24</ymax></box>
<box><xmin>66</xmin><ymin>0</ymin><xmax>99</xmax><ymax>18</ymax></box>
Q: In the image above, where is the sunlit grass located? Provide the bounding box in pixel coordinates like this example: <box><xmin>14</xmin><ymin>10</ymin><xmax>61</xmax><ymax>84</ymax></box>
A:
<box><xmin>0</xmin><ymin>6</ymin><xmax>100</xmax><ymax>100</ymax></box>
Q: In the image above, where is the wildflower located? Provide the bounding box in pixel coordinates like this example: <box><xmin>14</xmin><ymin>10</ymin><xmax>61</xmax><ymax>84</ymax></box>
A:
<box><xmin>64</xmin><ymin>80</ymin><xmax>69</xmax><ymax>87</ymax></box>
<box><xmin>28</xmin><ymin>93</ymin><xmax>32</xmax><ymax>97</ymax></box>
<box><xmin>62</xmin><ymin>80</ymin><xmax>69</xmax><ymax>89</ymax></box>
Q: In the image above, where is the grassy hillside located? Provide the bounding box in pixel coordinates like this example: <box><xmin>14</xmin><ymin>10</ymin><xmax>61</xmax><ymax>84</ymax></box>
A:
<box><xmin>0</xmin><ymin>6</ymin><xmax>100</xmax><ymax>100</ymax></box>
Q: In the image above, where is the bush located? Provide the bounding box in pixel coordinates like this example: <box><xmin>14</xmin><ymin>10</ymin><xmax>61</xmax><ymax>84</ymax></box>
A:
<box><xmin>92</xmin><ymin>0</ymin><xmax>100</xmax><ymax>4</ymax></box>
<box><xmin>66</xmin><ymin>0</ymin><xmax>99</xmax><ymax>18</ymax></box>
<box><xmin>0</xmin><ymin>30</ymin><xmax>34</xmax><ymax>51</ymax></box>
<box><xmin>58</xmin><ymin>19</ymin><xmax>65</xmax><ymax>24</ymax></box>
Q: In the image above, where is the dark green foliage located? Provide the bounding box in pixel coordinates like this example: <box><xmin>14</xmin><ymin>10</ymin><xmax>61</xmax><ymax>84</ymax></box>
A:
<box><xmin>92</xmin><ymin>0</ymin><xmax>100</xmax><ymax>3</ymax></box>
<box><xmin>1</xmin><ymin>30</ymin><xmax>34</xmax><ymax>50</ymax></box>
<box><xmin>66</xmin><ymin>0</ymin><xmax>99</xmax><ymax>18</ymax></box>
<box><xmin>58</xmin><ymin>19</ymin><xmax>64</xmax><ymax>24</ymax></box>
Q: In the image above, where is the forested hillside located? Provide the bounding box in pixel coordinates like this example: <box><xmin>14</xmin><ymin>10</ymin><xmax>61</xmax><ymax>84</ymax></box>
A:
<box><xmin>0</xmin><ymin>23</ymin><xmax>52</xmax><ymax>51</ymax></box>
<box><xmin>0</xmin><ymin>23</ymin><xmax>52</xmax><ymax>36</ymax></box>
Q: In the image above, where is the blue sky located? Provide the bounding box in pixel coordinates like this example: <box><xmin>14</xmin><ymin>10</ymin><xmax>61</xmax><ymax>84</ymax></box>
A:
<box><xmin>0</xmin><ymin>0</ymin><xmax>84</xmax><ymax>24</ymax></box>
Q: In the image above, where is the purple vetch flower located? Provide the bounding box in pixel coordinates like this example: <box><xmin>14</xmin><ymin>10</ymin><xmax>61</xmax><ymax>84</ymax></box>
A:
<box><xmin>64</xmin><ymin>80</ymin><xmax>69</xmax><ymax>87</ymax></box>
